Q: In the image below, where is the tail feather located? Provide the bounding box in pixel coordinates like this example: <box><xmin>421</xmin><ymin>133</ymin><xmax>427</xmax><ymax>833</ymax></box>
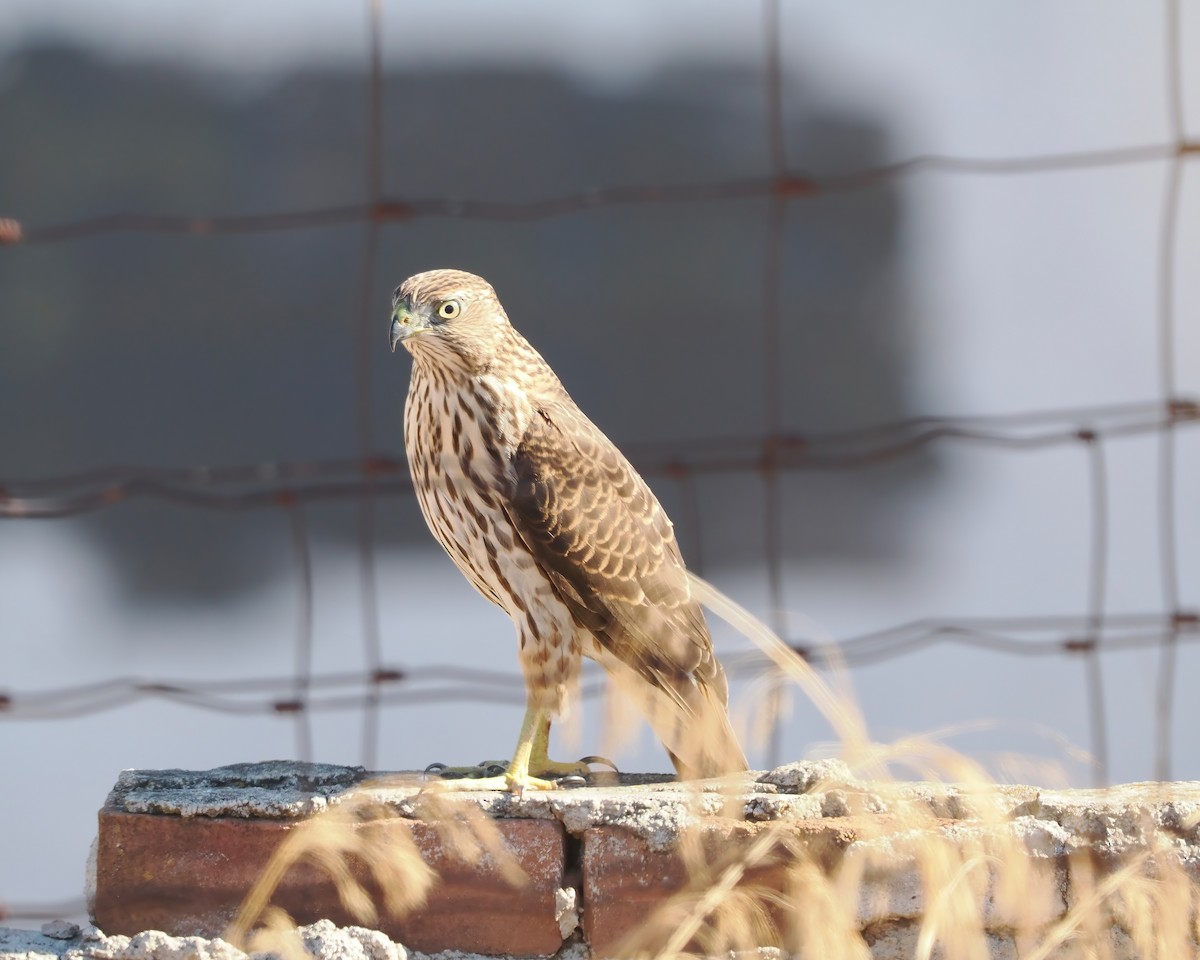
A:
<box><xmin>596</xmin><ymin>649</ymin><xmax>748</xmax><ymax>778</ymax></box>
<box><xmin>662</xmin><ymin>677</ymin><xmax>749</xmax><ymax>779</ymax></box>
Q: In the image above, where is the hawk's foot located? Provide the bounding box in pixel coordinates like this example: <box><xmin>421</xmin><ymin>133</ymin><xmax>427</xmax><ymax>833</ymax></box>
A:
<box><xmin>420</xmin><ymin>770</ymin><xmax>562</xmax><ymax>795</ymax></box>
<box><xmin>420</xmin><ymin>707</ymin><xmax>621</xmax><ymax>794</ymax></box>
<box><xmin>531</xmin><ymin>758</ymin><xmax>590</xmax><ymax>778</ymax></box>
<box><xmin>423</xmin><ymin>761</ymin><xmax>509</xmax><ymax>780</ymax></box>
<box><xmin>421</xmin><ymin>755</ymin><xmax>618</xmax><ymax>791</ymax></box>
<box><xmin>529</xmin><ymin>754</ymin><xmax>619</xmax><ymax>781</ymax></box>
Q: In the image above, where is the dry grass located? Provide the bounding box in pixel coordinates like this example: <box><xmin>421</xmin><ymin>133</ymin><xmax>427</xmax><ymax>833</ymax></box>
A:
<box><xmin>227</xmin><ymin>573</ymin><xmax>1200</xmax><ymax>959</ymax></box>
<box><xmin>226</xmin><ymin>787</ymin><xmax>523</xmax><ymax>956</ymax></box>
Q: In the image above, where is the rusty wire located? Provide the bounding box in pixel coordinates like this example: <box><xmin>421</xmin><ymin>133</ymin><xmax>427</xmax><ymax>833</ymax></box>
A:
<box><xmin>0</xmin><ymin>400</ymin><xmax>1192</xmax><ymax>519</ymax></box>
<box><xmin>0</xmin><ymin>0</ymin><xmax>1198</xmax><ymax>922</ymax></box>
<box><xmin>1152</xmin><ymin>0</ymin><xmax>1188</xmax><ymax>783</ymax></box>
<box><xmin>3</xmin><ymin>612</ymin><xmax>1196</xmax><ymax>721</ymax></box>
<box><xmin>354</xmin><ymin>0</ymin><xmax>387</xmax><ymax>772</ymax></box>
<box><xmin>759</xmin><ymin>0</ymin><xmax>790</xmax><ymax>769</ymax></box>
<box><xmin>4</xmin><ymin>146</ymin><xmax>1190</xmax><ymax>248</ymax></box>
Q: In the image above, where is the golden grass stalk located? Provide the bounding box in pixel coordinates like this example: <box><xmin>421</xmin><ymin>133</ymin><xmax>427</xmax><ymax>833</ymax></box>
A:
<box><xmin>226</xmin><ymin>783</ymin><xmax>523</xmax><ymax>948</ymax></box>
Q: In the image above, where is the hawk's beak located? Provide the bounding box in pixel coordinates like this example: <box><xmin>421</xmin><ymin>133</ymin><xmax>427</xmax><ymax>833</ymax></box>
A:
<box><xmin>389</xmin><ymin>301</ymin><xmax>425</xmax><ymax>352</ymax></box>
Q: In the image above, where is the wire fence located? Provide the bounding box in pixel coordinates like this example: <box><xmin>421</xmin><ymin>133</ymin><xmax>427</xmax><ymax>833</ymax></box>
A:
<box><xmin>1</xmin><ymin>0</ymin><xmax>1198</xmax><ymax>923</ymax></box>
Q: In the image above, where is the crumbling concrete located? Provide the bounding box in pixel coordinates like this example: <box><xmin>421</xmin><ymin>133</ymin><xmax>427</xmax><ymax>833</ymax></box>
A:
<box><xmin>28</xmin><ymin>762</ymin><xmax>1200</xmax><ymax>958</ymax></box>
<box><xmin>0</xmin><ymin>920</ymin><xmax>597</xmax><ymax>960</ymax></box>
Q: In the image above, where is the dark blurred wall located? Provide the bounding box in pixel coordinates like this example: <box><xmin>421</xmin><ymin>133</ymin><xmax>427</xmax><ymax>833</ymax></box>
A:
<box><xmin>0</xmin><ymin>43</ymin><xmax>932</xmax><ymax>604</ymax></box>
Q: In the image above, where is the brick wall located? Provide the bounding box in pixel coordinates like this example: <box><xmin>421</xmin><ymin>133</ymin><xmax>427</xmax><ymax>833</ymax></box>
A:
<box><xmin>86</xmin><ymin>761</ymin><xmax>1200</xmax><ymax>958</ymax></box>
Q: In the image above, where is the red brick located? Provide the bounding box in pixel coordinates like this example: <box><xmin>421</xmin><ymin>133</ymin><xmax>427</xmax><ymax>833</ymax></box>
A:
<box><xmin>94</xmin><ymin>808</ymin><xmax>566</xmax><ymax>957</ymax></box>
<box><xmin>581</xmin><ymin>821</ymin><xmax>856</xmax><ymax>957</ymax></box>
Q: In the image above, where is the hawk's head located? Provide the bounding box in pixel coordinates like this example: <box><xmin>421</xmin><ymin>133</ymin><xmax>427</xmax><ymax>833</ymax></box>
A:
<box><xmin>390</xmin><ymin>269</ymin><xmax>510</xmax><ymax>370</ymax></box>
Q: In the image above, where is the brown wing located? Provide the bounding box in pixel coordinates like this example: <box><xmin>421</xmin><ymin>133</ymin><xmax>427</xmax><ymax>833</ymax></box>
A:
<box><xmin>503</xmin><ymin>398</ymin><xmax>747</xmax><ymax>776</ymax></box>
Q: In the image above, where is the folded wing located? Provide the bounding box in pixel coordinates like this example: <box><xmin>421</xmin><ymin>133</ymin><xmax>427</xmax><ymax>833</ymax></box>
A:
<box><xmin>502</xmin><ymin>399</ymin><xmax>748</xmax><ymax>778</ymax></box>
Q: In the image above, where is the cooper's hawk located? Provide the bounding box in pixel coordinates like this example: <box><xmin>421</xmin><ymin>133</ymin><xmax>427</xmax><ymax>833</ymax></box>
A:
<box><xmin>390</xmin><ymin>269</ymin><xmax>748</xmax><ymax>791</ymax></box>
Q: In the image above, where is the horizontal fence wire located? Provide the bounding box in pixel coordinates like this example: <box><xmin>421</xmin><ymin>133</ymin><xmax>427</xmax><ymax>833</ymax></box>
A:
<box><xmin>0</xmin><ymin>0</ymin><xmax>1196</xmax><ymax>923</ymax></box>
<box><xmin>3</xmin><ymin>612</ymin><xmax>1197</xmax><ymax>719</ymax></box>
<box><xmin>1</xmin><ymin>401</ymin><xmax>1195</xmax><ymax>517</ymax></box>
<box><xmin>3</xmin><ymin>146</ymin><xmax>1197</xmax><ymax>247</ymax></box>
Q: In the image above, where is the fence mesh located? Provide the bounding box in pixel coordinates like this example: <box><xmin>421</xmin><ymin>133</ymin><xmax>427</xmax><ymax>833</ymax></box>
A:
<box><xmin>1</xmin><ymin>0</ymin><xmax>1197</xmax><ymax>923</ymax></box>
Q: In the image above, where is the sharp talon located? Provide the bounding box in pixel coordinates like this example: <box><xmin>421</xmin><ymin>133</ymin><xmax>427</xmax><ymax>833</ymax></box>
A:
<box><xmin>578</xmin><ymin>755</ymin><xmax>619</xmax><ymax>773</ymax></box>
<box><xmin>424</xmin><ymin>763</ymin><xmax>447</xmax><ymax>775</ymax></box>
<box><xmin>482</xmin><ymin>762</ymin><xmax>507</xmax><ymax>777</ymax></box>
<box><xmin>557</xmin><ymin>775</ymin><xmax>588</xmax><ymax>789</ymax></box>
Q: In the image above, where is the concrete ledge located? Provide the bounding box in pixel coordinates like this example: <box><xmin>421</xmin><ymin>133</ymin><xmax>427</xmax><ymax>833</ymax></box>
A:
<box><xmin>0</xmin><ymin>918</ymin><xmax>538</xmax><ymax>960</ymax></box>
<box><xmin>81</xmin><ymin>761</ymin><xmax>1200</xmax><ymax>958</ymax></box>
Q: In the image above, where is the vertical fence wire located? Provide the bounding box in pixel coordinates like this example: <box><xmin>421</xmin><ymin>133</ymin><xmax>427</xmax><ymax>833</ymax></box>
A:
<box><xmin>1082</xmin><ymin>432</ymin><xmax>1109</xmax><ymax>786</ymax></box>
<box><xmin>1152</xmin><ymin>0</ymin><xmax>1187</xmax><ymax>780</ymax></box>
<box><xmin>354</xmin><ymin>0</ymin><xmax>387</xmax><ymax>769</ymax></box>
<box><xmin>760</xmin><ymin>0</ymin><xmax>791</xmax><ymax>768</ymax></box>
<box><xmin>288</xmin><ymin>500</ymin><xmax>315</xmax><ymax>763</ymax></box>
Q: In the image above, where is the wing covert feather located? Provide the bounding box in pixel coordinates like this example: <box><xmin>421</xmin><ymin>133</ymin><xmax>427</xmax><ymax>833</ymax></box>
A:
<box><xmin>503</xmin><ymin>401</ymin><xmax>720</xmax><ymax>700</ymax></box>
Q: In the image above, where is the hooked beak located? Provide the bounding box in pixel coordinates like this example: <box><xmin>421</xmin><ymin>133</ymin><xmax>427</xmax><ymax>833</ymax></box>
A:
<box><xmin>389</xmin><ymin>300</ymin><xmax>427</xmax><ymax>353</ymax></box>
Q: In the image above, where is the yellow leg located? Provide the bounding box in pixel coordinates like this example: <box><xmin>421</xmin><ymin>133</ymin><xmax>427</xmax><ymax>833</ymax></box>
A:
<box><xmin>527</xmin><ymin>712</ymin><xmax>592</xmax><ymax>779</ymax></box>
<box><xmin>424</xmin><ymin>703</ymin><xmax>562</xmax><ymax>794</ymax></box>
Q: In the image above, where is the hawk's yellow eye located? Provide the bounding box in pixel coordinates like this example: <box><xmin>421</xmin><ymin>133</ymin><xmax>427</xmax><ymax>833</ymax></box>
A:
<box><xmin>436</xmin><ymin>300</ymin><xmax>461</xmax><ymax>320</ymax></box>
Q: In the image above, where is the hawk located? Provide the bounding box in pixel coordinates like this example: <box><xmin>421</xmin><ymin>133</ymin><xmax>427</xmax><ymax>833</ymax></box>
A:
<box><xmin>390</xmin><ymin>269</ymin><xmax>747</xmax><ymax>791</ymax></box>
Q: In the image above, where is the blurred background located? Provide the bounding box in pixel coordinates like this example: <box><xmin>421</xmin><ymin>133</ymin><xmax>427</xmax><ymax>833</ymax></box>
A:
<box><xmin>1</xmin><ymin>0</ymin><xmax>1198</xmax><ymax>923</ymax></box>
